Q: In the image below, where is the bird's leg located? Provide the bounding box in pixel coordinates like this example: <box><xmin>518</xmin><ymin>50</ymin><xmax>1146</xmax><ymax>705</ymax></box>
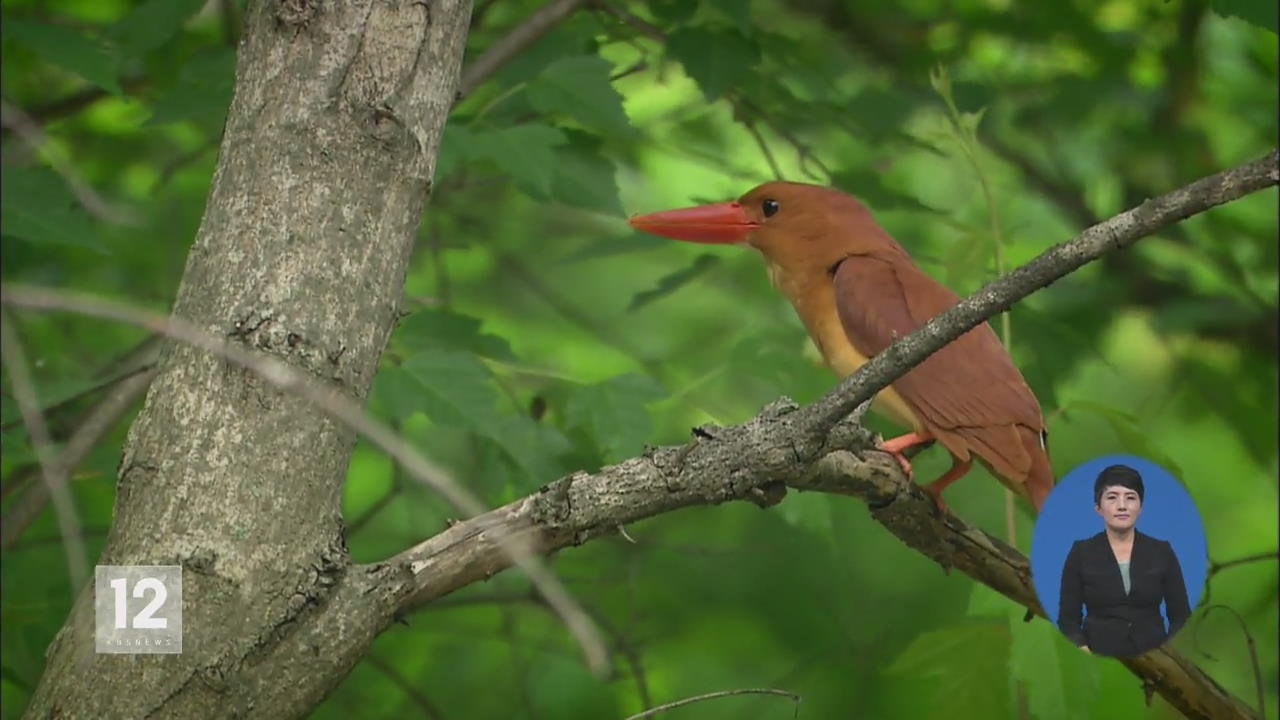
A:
<box><xmin>878</xmin><ymin>431</ymin><xmax>932</xmax><ymax>479</ymax></box>
<box><xmin>923</xmin><ymin>455</ymin><xmax>973</xmax><ymax>515</ymax></box>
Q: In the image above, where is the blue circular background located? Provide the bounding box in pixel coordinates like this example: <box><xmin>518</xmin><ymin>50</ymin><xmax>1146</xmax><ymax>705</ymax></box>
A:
<box><xmin>1030</xmin><ymin>454</ymin><xmax>1208</xmax><ymax>635</ymax></box>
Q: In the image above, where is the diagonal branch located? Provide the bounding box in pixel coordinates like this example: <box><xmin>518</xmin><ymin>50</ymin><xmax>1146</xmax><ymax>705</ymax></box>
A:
<box><xmin>0</xmin><ymin>311</ymin><xmax>89</xmax><ymax>591</ymax></box>
<box><xmin>0</xmin><ymin>366</ymin><xmax>157</xmax><ymax>550</ymax></box>
<box><xmin>803</xmin><ymin>148</ymin><xmax>1277</xmax><ymax>429</ymax></box>
<box><xmin>0</xmin><ymin>284</ymin><xmax>609</xmax><ymax>678</ymax></box>
<box><xmin>4</xmin><ymin>152</ymin><xmax>1273</xmax><ymax>719</ymax></box>
<box><xmin>382</xmin><ymin>151</ymin><xmax>1276</xmax><ymax>720</ymax></box>
<box><xmin>456</xmin><ymin>0</ymin><xmax>587</xmax><ymax>100</ymax></box>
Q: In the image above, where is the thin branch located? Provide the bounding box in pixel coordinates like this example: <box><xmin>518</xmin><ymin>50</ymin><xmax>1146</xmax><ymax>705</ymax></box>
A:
<box><xmin>1210</xmin><ymin>551</ymin><xmax>1277</xmax><ymax>576</ymax></box>
<box><xmin>0</xmin><ymin>366</ymin><xmax>157</xmax><ymax>550</ymax></box>
<box><xmin>1193</xmin><ymin>605</ymin><xmax>1265</xmax><ymax>719</ymax></box>
<box><xmin>0</xmin><ymin>311</ymin><xmax>89</xmax><ymax>591</ymax></box>
<box><xmin>376</xmin><ymin>152</ymin><xmax>1276</xmax><ymax>720</ymax></box>
<box><xmin>0</xmin><ymin>285</ymin><xmax>609</xmax><ymax>678</ymax></box>
<box><xmin>0</xmin><ymin>360</ymin><xmax>157</xmax><ymax>434</ymax></box>
<box><xmin>0</xmin><ymin>100</ymin><xmax>138</xmax><ymax>226</ymax></box>
<box><xmin>741</xmin><ymin>117</ymin><xmax>784</xmax><ymax>181</ymax></box>
<box><xmin>456</xmin><ymin>0</ymin><xmax>588</xmax><ymax>100</ymax></box>
<box><xmin>365</xmin><ymin>655</ymin><xmax>447</xmax><ymax>720</ymax></box>
<box><xmin>622</xmin><ymin>688</ymin><xmax>800</xmax><ymax>720</ymax></box>
<box><xmin>4</xmin><ymin>153</ymin><xmax>1273</xmax><ymax>718</ymax></box>
<box><xmin>0</xmin><ymin>76</ymin><xmax>148</xmax><ymax>133</ymax></box>
<box><xmin>803</xmin><ymin>149</ymin><xmax>1278</xmax><ymax>430</ymax></box>
<box><xmin>346</xmin><ymin>467</ymin><xmax>405</xmax><ymax>537</ymax></box>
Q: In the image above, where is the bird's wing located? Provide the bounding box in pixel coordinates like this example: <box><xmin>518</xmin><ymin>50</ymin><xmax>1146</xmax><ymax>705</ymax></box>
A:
<box><xmin>832</xmin><ymin>252</ymin><xmax>1051</xmax><ymax>504</ymax></box>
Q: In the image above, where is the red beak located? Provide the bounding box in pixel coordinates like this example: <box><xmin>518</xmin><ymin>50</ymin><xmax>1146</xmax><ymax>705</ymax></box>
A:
<box><xmin>627</xmin><ymin>202</ymin><xmax>759</xmax><ymax>244</ymax></box>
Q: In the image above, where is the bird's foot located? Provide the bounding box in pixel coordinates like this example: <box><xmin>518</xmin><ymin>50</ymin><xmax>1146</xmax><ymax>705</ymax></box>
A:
<box><xmin>923</xmin><ymin>481</ymin><xmax>952</xmax><ymax>516</ymax></box>
<box><xmin>877</xmin><ymin>431</ymin><xmax>931</xmax><ymax>479</ymax></box>
<box><xmin>880</xmin><ymin>447</ymin><xmax>914</xmax><ymax>479</ymax></box>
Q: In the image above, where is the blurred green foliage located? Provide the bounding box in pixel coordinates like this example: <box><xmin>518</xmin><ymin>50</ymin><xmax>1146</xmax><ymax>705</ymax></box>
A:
<box><xmin>1</xmin><ymin>0</ymin><xmax>1276</xmax><ymax>718</ymax></box>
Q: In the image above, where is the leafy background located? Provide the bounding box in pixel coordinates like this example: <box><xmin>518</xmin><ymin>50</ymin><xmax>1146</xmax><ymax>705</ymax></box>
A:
<box><xmin>2</xmin><ymin>0</ymin><xmax>1276</xmax><ymax>718</ymax></box>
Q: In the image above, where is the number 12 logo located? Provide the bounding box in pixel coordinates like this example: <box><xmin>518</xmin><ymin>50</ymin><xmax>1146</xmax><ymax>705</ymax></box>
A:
<box><xmin>95</xmin><ymin>565</ymin><xmax>182</xmax><ymax>654</ymax></box>
<box><xmin>108</xmin><ymin>576</ymin><xmax>169</xmax><ymax>629</ymax></box>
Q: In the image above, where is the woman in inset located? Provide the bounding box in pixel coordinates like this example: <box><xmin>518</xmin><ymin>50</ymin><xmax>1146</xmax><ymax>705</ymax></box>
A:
<box><xmin>1057</xmin><ymin>464</ymin><xmax>1191</xmax><ymax>656</ymax></box>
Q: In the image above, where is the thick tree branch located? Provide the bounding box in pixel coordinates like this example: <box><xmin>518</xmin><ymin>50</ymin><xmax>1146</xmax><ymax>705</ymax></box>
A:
<box><xmin>0</xmin><ymin>283</ymin><xmax>608</xmax><ymax>677</ymax></box>
<box><xmin>6</xmin><ymin>153</ymin><xmax>1272</xmax><ymax>719</ymax></box>
<box><xmin>383</xmin><ymin>152</ymin><xmax>1276</xmax><ymax>720</ymax></box>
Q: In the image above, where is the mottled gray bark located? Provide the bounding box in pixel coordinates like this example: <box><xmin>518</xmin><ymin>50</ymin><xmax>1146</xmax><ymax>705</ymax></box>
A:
<box><xmin>24</xmin><ymin>1</ymin><xmax>473</xmax><ymax>717</ymax></box>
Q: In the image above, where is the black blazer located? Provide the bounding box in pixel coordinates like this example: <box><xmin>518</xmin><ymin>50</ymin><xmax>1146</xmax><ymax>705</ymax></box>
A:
<box><xmin>1057</xmin><ymin>530</ymin><xmax>1191</xmax><ymax>657</ymax></box>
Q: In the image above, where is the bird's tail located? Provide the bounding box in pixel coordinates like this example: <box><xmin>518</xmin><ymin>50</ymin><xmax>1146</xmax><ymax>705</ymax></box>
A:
<box><xmin>1018</xmin><ymin>425</ymin><xmax>1054</xmax><ymax>513</ymax></box>
<box><xmin>949</xmin><ymin>423</ymin><xmax>1054</xmax><ymax>514</ymax></box>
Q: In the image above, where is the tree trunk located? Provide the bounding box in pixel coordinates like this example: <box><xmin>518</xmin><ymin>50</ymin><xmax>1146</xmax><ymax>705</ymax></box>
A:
<box><xmin>24</xmin><ymin>1</ymin><xmax>473</xmax><ymax>716</ymax></box>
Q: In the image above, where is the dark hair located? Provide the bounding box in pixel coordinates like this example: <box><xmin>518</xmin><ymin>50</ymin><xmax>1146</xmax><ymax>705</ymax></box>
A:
<box><xmin>1094</xmin><ymin>464</ymin><xmax>1144</xmax><ymax>505</ymax></box>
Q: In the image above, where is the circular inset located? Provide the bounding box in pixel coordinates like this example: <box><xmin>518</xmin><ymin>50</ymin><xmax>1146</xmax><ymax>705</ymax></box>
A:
<box><xmin>1031</xmin><ymin>455</ymin><xmax>1207</xmax><ymax>657</ymax></box>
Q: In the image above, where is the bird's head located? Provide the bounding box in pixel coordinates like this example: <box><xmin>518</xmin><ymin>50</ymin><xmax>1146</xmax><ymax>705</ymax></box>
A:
<box><xmin>628</xmin><ymin>181</ymin><xmax>896</xmax><ymax>276</ymax></box>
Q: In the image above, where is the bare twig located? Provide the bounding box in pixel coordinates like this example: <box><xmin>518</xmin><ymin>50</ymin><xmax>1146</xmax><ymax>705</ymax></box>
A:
<box><xmin>0</xmin><ymin>366</ymin><xmax>157</xmax><ymax>550</ymax></box>
<box><xmin>0</xmin><ymin>76</ymin><xmax>148</xmax><ymax>134</ymax></box>
<box><xmin>1193</xmin><ymin>605</ymin><xmax>1265</xmax><ymax>719</ymax></box>
<box><xmin>622</xmin><ymin>688</ymin><xmax>800</xmax><ymax>720</ymax></box>
<box><xmin>0</xmin><ymin>285</ymin><xmax>609</xmax><ymax>678</ymax></box>
<box><xmin>365</xmin><ymin>656</ymin><xmax>446</xmax><ymax>720</ymax></box>
<box><xmin>1202</xmin><ymin>550</ymin><xmax>1279</xmax><ymax>605</ymax></box>
<box><xmin>457</xmin><ymin>0</ymin><xmax>588</xmax><ymax>100</ymax></box>
<box><xmin>1210</xmin><ymin>551</ymin><xmax>1277</xmax><ymax>576</ymax></box>
<box><xmin>0</xmin><ymin>311</ymin><xmax>89</xmax><ymax>590</ymax></box>
<box><xmin>346</xmin><ymin>468</ymin><xmax>405</xmax><ymax>537</ymax></box>
<box><xmin>742</xmin><ymin>117</ymin><xmax>784</xmax><ymax>180</ymax></box>
<box><xmin>0</xmin><ymin>100</ymin><xmax>138</xmax><ymax>225</ymax></box>
<box><xmin>0</xmin><ymin>360</ymin><xmax>157</xmax><ymax>434</ymax></box>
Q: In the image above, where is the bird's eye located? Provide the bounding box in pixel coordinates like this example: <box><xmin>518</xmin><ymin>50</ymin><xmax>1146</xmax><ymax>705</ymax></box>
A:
<box><xmin>762</xmin><ymin>199</ymin><xmax>780</xmax><ymax>218</ymax></box>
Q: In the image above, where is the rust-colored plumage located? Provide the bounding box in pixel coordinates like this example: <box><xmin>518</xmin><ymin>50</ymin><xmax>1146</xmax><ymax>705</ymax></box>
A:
<box><xmin>629</xmin><ymin>181</ymin><xmax>1053</xmax><ymax>513</ymax></box>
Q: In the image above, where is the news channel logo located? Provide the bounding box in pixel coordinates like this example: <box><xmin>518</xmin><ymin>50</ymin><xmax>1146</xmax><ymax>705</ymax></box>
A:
<box><xmin>94</xmin><ymin>565</ymin><xmax>182</xmax><ymax>654</ymax></box>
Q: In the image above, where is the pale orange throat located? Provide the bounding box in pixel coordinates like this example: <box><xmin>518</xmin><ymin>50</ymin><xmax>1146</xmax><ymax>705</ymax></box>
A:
<box><xmin>765</xmin><ymin>261</ymin><xmax>922</xmax><ymax>431</ymax></box>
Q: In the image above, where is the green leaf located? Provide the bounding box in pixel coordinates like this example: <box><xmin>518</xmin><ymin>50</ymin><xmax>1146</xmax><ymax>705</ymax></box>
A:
<box><xmin>885</xmin><ymin>621</ymin><xmax>1012</xmax><ymax>720</ymax></box>
<box><xmin>469</xmin><ymin>124</ymin><xmax>567</xmax><ymax>197</ymax></box>
<box><xmin>550</xmin><ymin>135</ymin><xmax>625</xmax><ymax>216</ymax></box>
<box><xmin>434</xmin><ymin>124</ymin><xmax>471</xmax><ymax>180</ymax></box>
<box><xmin>491</xmin><ymin>15</ymin><xmax>599</xmax><ymax>88</ymax></box>
<box><xmin>3</xmin><ymin>20</ymin><xmax>120</xmax><ymax>95</ymax></box>
<box><xmin>564</xmin><ymin>374</ymin><xmax>664</xmax><ymax>462</ymax></box>
<box><xmin>392</xmin><ymin>351</ymin><xmax>561</xmax><ymax>480</ymax></box>
<box><xmin>830</xmin><ymin>169</ymin><xmax>943</xmax><ymax>215</ymax></box>
<box><xmin>561</xmin><ymin>233</ymin><xmax>666</xmax><ymax>263</ymax></box>
<box><xmin>649</xmin><ymin>0</ymin><xmax>699</xmax><ymax>25</ymax></box>
<box><xmin>401</xmin><ymin>350</ymin><xmax>501</xmax><ymax>432</ymax></box>
<box><xmin>0</xmin><ymin>167</ymin><xmax>102</xmax><ymax>252</ymax></box>
<box><xmin>708</xmin><ymin>0</ymin><xmax>756</xmax><ymax>35</ymax></box>
<box><xmin>108</xmin><ymin>0</ymin><xmax>206</xmax><ymax>57</ymax></box>
<box><xmin>667</xmin><ymin>27</ymin><xmax>759</xmax><ymax>101</ymax></box>
<box><xmin>941</xmin><ymin>231</ymin><xmax>993</xmax><ymax>293</ymax></box>
<box><xmin>369</xmin><ymin>365</ymin><xmax>429</xmax><ymax>424</ymax></box>
<box><xmin>148</xmin><ymin>48</ymin><xmax>236</xmax><ymax>128</ymax></box>
<box><xmin>1068</xmin><ymin>401</ymin><xmax>1184</xmax><ymax>478</ymax></box>
<box><xmin>488</xmin><ymin>415</ymin><xmax>572</xmax><ymax>482</ymax></box>
<box><xmin>1209</xmin><ymin>0</ymin><xmax>1279</xmax><ymax>33</ymax></box>
<box><xmin>627</xmin><ymin>254</ymin><xmax>721</xmax><ymax>312</ymax></box>
<box><xmin>1009</xmin><ymin>621</ymin><xmax>1099</xmax><ymax>720</ymax></box>
<box><xmin>526</xmin><ymin>56</ymin><xmax>633</xmax><ymax>137</ymax></box>
<box><xmin>395</xmin><ymin>309</ymin><xmax>515</xmax><ymax>361</ymax></box>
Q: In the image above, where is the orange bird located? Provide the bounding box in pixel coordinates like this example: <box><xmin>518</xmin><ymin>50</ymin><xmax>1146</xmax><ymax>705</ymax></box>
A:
<box><xmin>629</xmin><ymin>182</ymin><xmax>1052</xmax><ymax>513</ymax></box>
